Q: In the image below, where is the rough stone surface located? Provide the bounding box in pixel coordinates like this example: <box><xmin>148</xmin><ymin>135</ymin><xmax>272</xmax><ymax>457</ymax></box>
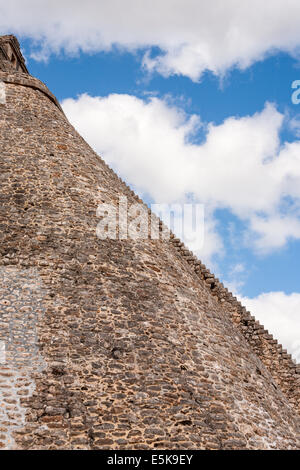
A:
<box><xmin>0</xmin><ymin>35</ymin><xmax>28</xmax><ymax>74</ymax></box>
<box><xmin>0</xmin><ymin>35</ymin><xmax>299</xmax><ymax>450</ymax></box>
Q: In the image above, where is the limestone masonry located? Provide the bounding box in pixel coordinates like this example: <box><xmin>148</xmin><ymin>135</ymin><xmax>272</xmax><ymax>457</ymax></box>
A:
<box><xmin>0</xmin><ymin>35</ymin><xmax>299</xmax><ymax>450</ymax></box>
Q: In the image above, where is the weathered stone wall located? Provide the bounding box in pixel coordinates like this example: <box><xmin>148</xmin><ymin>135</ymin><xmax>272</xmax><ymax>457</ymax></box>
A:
<box><xmin>0</xmin><ymin>69</ymin><xmax>299</xmax><ymax>450</ymax></box>
<box><xmin>163</xmin><ymin>242</ymin><xmax>300</xmax><ymax>414</ymax></box>
<box><xmin>0</xmin><ymin>35</ymin><xmax>28</xmax><ymax>74</ymax></box>
<box><xmin>0</xmin><ymin>267</ymin><xmax>46</xmax><ymax>449</ymax></box>
<box><xmin>0</xmin><ymin>71</ymin><xmax>63</xmax><ymax>112</ymax></box>
<box><xmin>111</xmin><ymin>138</ymin><xmax>300</xmax><ymax>415</ymax></box>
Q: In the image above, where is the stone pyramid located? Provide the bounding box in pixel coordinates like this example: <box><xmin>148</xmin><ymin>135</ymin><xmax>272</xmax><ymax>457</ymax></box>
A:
<box><xmin>0</xmin><ymin>35</ymin><xmax>299</xmax><ymax>450</ymax></box>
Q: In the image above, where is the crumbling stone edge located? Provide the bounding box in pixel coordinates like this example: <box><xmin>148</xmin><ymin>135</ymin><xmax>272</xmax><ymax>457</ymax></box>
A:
<box><xmin>121</xmin><ymin>175</ymin><xmax>299</xmax><ymax>361</ymax></box>
<box><xmin>113</xmin><ymin>170</ymin><xmax>300</xmax><ymax>411</ymax></box>
<box><xmin>0</xmin><ymin>71</ymin><xmax>64</xmax><ymax>114</ymax></box>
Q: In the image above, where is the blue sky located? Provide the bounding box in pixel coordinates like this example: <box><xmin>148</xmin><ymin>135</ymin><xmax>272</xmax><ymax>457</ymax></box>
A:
<box><xmin>1</xmin><ymin>1</ymin><xmax>300</xmax><ymax>360</ymax></box>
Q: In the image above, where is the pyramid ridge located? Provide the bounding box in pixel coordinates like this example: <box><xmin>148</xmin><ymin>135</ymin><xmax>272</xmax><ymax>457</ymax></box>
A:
<box><xmin>0</xmin><ymin>34</ymin><xmax>299</xmax><ymax>450</ymax></box>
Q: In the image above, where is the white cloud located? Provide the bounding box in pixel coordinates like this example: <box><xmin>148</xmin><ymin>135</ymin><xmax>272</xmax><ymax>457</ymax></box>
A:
<box><xmin>62</xmin><ymin>92</ymin><xmax>224</xmax><ymax>262</ymax></box>
<box><xmin>224</xmin><ymin>264</ymin><xmax>247</xmax><ymax>295</ymax></box>
<box><xmin>241</xmin><ymin>292</ymin><xmax>300</xmax><ymax>362</ymax></box>
<box><xmin>2</xmin><ymin>1</ymin><xmax>300</xmax><ymax>79</ymax></box>
<box><xmin>231</xmin><ymin>263</ymin><xmax>245</xmax><ymax>275</ymax></box>
<box><xmin>62</xmin><ymin>93</ymin><xmax>197</xmax><ymax>203</ymax></box>
<box><xmin>62</xmin><ymin>93</ymin><xmax>300</xmax><ymax>259</ymax></box>
<box><xmin>248</xmin><ymin>215</ymin><xmax>300</xmax><ymax>253</ymax></box>
<box><xmin>288</xmin><ymin>115</ymin><xmax>300</xmax><ymax>137</ymax></box>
